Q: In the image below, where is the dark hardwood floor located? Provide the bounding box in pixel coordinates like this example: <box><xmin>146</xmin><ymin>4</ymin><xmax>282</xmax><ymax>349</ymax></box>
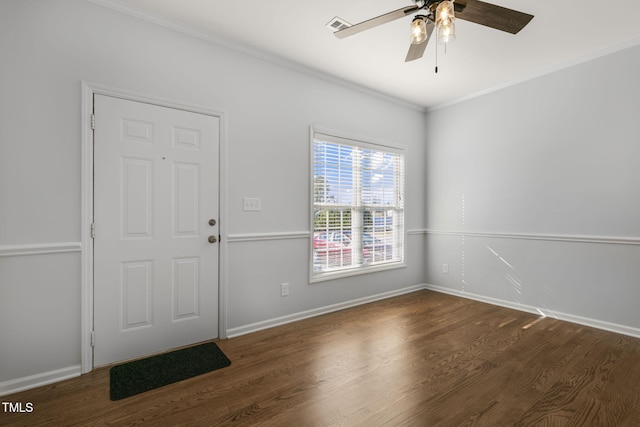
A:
<box><xmin>2</xmin><ymin>290</ymin><xmax>639</xmax><ymax>426</ymax></box>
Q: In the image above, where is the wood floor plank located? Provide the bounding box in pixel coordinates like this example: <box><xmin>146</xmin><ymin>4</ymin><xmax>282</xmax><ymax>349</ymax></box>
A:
<box><xmin>1</xmin><ymin>290</ymin><xmax>639</xmax><ymax>426</ymax></box>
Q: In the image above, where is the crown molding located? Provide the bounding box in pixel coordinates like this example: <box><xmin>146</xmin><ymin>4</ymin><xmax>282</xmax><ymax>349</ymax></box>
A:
<box><xmin>88</xmin><ymin>0</ymin><xmax>426</xmax><ymax>113</ymax></box>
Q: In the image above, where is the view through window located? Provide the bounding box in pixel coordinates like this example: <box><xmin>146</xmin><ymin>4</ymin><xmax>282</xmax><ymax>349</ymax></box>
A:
<box><xmin>312</xmin><ymin>130</ymin><xmax>405</xmax><ymax>280</ymax></box>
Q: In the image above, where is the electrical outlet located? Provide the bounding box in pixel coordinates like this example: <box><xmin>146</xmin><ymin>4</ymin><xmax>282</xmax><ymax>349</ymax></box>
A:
<box><xmin>281</xmin><ymin>283</ymin><xmax>290</xmax><ymax>297</ymax></box>
<box><xmin>243</xmin><ymin>197</ymin><xmax>261</xmax><ymax>212</ymax></box>
<box><xmin>442</xmin><ymin>264</ymin><xmax>449</xmax><ymax>274</ymax></box>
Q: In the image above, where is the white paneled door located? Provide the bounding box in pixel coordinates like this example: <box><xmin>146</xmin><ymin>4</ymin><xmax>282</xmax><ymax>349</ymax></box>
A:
<box><xmin>93</xmin><ymin>95</ymin><xmax>219</xmax><ymax>367</ymax></box>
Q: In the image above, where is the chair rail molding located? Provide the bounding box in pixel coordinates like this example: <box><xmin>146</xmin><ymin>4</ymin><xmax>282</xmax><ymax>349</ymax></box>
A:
<box><xmin>226</xmin><ymin>231</ymin><xmax>310</xmax><ymax>243</ymax></box>
<box><xmin>425</xmin><ymin>229</ymin><xmax>640</xmax><ymax>246</ymax></box>
<box><xmin>0</xmin><ymin>242</ymin><xmax>82</xmax><ymax>258</ymax></box>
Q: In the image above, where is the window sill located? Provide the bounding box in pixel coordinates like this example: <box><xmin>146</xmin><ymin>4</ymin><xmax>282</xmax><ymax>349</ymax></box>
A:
<box><xmin>310</xmin><ymin>261</ymin><xmax>407</xmax><ymax>284</ymax></box>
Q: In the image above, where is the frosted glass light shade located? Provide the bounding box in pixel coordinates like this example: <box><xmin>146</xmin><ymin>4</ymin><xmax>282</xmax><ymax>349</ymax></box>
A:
<box><xmin>438</xmin><ymin>22</ymin><xmax>456</xmax><ymax>45</ymax></box>
<box><xmin>436</xmin><ymin>0</ymin><xmax>455</xmax><ymax>28</ymax></box>
<box><xmin>410</xmin><ymin>16</ymin><xmax>428</xmax><ymax>45</ymax></box>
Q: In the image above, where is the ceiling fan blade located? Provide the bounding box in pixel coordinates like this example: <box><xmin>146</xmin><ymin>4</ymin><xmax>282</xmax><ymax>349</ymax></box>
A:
<box><xmin>454</xmin><ymin>0</ymin><xmax>469</xmax><ymax>13</ymax></box>
<box><xmin>335</xmin><ymin>5</ymin><xmax>420</xmax><ymax>39</ymax></box>
<box><xmin>405</xmin><ymin>21</ymin><xmax>435</xmax><ymax>62</ymax></box>
<box><xmin>455</xmin><ymin>0</ymin><xmax>533</xmax><ymax>34</ymax></box>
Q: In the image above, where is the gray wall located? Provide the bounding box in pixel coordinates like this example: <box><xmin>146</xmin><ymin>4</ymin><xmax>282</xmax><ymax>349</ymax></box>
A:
<box><xmin>0</xmin><ymin>0</ymin><xmax>426</xmax><ymax>392</ymax></box>
<box><xmin>425</xmin><ymin>43</ymin><xmax>640</xmax><ymax>335</ymax></box>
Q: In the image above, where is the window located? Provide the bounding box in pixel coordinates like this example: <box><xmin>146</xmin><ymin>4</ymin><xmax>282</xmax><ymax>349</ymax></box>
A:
<box><xmin>311</xmin><ymin>129</ymin><xmax>405</xmax><ymax>281</ymax></box>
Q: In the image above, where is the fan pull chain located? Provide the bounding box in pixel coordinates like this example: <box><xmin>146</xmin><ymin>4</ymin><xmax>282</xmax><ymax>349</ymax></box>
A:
<box><xmin>435</xmin><ymin>40</ymin><xmax>438</xmax><ymax>73</ymax></box>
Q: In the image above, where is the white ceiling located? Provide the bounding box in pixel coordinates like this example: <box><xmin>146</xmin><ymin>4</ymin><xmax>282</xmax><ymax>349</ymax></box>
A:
<box><xmin>104</xmin><ymin>0</ymin><xmax>640</xmax><ymax>108</ymax></box>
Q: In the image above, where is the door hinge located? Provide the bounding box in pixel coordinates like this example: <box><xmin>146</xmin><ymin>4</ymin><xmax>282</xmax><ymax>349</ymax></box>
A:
<box><xmin>91</xmin><ymin>223</ymin><xmax>96</xmax><ymax>239</ymax></box>
<box><xmin>90</xmin><ymin>331</ymin><xmax>95</xmax><ymax>347</ymax></box>
<box><xmin>91</xmin><ymin>114</ymin><xmax>96</xmax><ymax>130</ymax></box>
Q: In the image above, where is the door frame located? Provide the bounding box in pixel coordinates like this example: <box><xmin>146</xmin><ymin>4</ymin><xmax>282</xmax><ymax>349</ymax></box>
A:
<box><xmin>80</xmin><ymin>81</ymin><xmax>228</xmax><ymax>373</ymax></box>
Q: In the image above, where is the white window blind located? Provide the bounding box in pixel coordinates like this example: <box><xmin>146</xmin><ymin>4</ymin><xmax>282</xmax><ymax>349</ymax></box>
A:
<box><xmin>311</xmin><ymin>130</ymin><xmax>405</xmax><ymax>280</ymax></box>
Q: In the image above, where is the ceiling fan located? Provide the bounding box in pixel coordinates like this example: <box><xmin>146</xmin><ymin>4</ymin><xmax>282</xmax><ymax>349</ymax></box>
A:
<box><xmin>334</xmin><ymin>0</ymin><xmax>534</xmax><ymax>62</ymax></box>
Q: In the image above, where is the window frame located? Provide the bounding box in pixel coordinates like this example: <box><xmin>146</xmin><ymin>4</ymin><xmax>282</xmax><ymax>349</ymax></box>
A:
<box><xmin>309</xmin><ymin>126</ymin><xmax>406</xmax><ymax>283</ymax></box>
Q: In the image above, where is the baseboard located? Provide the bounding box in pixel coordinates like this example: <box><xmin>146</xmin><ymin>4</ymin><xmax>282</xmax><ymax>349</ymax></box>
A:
<box><xmin>0</xmin><ymin>365</ymin><xmax>82</xmax><ymax>397</ymax></box>
<box><xmin>226</xmin><ymin>284</ymin><xmax>428</xmax><ymax>338</ymax></box>
<box><xmin>424</xmin><ymin>284</ymin><xmax>640</xmax><ymax>339</ymax></box>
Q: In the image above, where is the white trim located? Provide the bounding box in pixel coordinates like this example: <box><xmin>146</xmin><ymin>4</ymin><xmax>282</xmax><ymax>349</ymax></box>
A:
<box><xmin>91</xmin><ymin>1</ymin><xmax>640</xmax><ymax>113</ymax></box>
<box><xmin>0</xmin><ymin>242</ymin><xmax>81</xmax><ymax>258</ymax></box>
<box><xmin>0</xmin><ymin>365</ymin><xmax>81</xmax><ymax>397</ymax></box>
<box><xmin>406</xmin><ymin>228</ymin><xmax>428</xmax><ymax>235</ymax></box>
<box><xmin>225</xmin><ymin>226</ymin><xmax>419</xmax><ymax>247</ymax></box>
<box><xmin>80</xmin><ymin>82</ymin><xmax>94</xmax><ymax>374</ymax></box>
<box><xmin>226</xmin><ymin>284</ymin><xmax>427</xmax><ymax>338</ymax></box>
<box><xmin>424</xmin><ymin>284</ymin><xmax>640</xmax><ymax>339</ymax></box>
<box><xmin>88</xmin><ymin>0</ymin><xmax>424</xmax><ymax>113</ymax></box>
<box><xmin>425</xmin><ymin>229</ymin><xmax>640</xmax><ymax>246</ymax></box>
<box><xmin>311</xmin><ymin>125</ymin><xmax>408</xmax><ymax>153</ymax></box>
<box><xmin>80</xmin><ymin>81</ymin><xmax>229</xmax><ymax>370</ymax></box>
<box><xmin>81</xmin><ymin>81</ymin><xmax>227</xmax><ymax>117</ymax></box>
<box><xmin>226</xmin><ymin>231</ymin><xmax>310</xmax><ymax>243</ymax></box>
<box><xmin>217</xmin><ymin>105</ymin><xmax>230</xmax><ymax>340</ymax></box>
<box><xmin>310</xmin><ymin>126</ymin><xmax>407</xmax><ymax>283</ymax></box>
<box><xmin>310</xmin><ymin>262</ymin><xmax>408</xmax><ymax>284</ymax></box>
<box><xmin>429</xmin><ymin>37</ymin><xmax>640</xmax><ymax>112</ymax></box>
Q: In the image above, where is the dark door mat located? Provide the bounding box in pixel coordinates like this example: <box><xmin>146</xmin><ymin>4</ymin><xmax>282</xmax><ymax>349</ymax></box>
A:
<box><xmin>109</xmin><ymin>342</ymin><xmax>231</xmax><ymax>400</ymax></box>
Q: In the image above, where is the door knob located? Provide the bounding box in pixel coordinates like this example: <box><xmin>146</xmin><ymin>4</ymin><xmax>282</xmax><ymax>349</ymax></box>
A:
<box><xmin>209</xmin><ymin>219</ymin><xmax>216</xmax><ymax>226</ymax></box>
<box><xmin>208</xmin><ymin>235</ymin><xmax>218</xmax><ymax>243</ymax></box>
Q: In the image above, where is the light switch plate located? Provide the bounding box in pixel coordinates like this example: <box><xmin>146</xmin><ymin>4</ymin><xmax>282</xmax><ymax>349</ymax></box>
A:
<box><xmin>243</xmin><ymin>197</ymin><xmax>262</xmax><ymax>211</ymax></box>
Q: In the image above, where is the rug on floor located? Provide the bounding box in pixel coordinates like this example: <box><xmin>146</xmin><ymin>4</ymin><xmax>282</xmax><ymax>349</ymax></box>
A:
<box><xmin>109</xmin><ymin>342</ymin><xmax>231</xmax><ymax>400</ymax></box>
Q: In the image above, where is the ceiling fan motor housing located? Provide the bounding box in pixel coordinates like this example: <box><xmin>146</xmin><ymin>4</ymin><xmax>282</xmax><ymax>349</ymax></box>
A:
<box><xmin>413</xmin><ymin>0</ymin><xmax>461</xmax><ymax>19</ymax></box>
<box><xmin>414</xmin><ymin>0</ymin><xmax>451</xmax><ymax>8</ymax></box>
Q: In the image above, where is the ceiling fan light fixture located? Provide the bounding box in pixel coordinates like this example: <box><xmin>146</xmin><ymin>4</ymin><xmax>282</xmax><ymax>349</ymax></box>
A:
<box><xmin>437</xmin><ymin>22</ymin><xmax>456</xmax><ymax>45</ymax></box>
<box><xmin>410</xmin><ymin>16</ymin><xmax>428</xmax><ymax>45</ymax></box>
<box><xmin>435</xmin><ymin>0</ymin><xmax>456</xmax><ymax>45</ymax></box>
<box><xmin>435</xmin><ymin>0</ymin><xmax>455</xmax><ymax>28</ymax></box>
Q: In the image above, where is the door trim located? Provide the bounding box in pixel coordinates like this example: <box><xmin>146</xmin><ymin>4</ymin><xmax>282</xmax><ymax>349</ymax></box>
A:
<box><xmin>80</xmin><ymin>81</ymin><xmax>228</xmax><ymax>373</ymax></box>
